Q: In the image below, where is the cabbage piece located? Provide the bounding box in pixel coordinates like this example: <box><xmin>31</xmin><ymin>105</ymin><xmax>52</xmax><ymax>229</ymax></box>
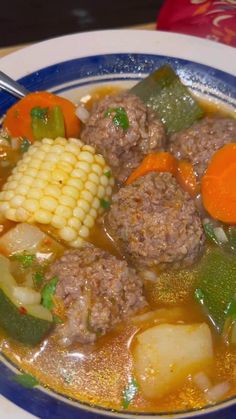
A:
<box><xmin>133</xmin><ymin>323</ymin><xmax>213</xmax><ymax>399</ymax></box>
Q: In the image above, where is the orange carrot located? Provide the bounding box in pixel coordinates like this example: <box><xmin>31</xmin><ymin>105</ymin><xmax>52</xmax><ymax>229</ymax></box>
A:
<box><xmin>3</xmin><ymin>91</ymin><xmax>80</xmax><ymax>141</ymax></box>
<box><xmin>176</xmin><ymin>160</ymin><xmax>199</xmax><ymax>197</ymax></box>
<box><xmin>126</xmin><ymin>152</ymin><xmax>178</xmax><ymax>185</ymax></box>
<box><xmin>202</xmin><ymin>143</ymin><xmax>236</xmax><ymax>223</ymax></box>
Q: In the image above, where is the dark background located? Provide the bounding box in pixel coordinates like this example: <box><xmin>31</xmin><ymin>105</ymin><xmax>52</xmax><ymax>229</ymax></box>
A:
<box><xmin>0</xmin><ymin>0</ymin><xmax>164</xmax><ymax>47</ymax></box>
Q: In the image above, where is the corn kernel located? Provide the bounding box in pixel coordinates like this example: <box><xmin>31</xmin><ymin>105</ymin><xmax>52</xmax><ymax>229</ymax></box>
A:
<box><xmin>88</xmin><ymin>173</ymin><xmax>100</xmax><ymax>185</ymax></box>
<box><xmin>106</xmin><ymin>186</ymin><xmax>113</xmax><ymax>196</ymax></box>
<box><xmin>26</xmin><ymin>168</ymin><xmax>38</xmax><ymax>178</ymax></box>
<box><xmin>81</xmin><ymin>190</ymin><xmax>93</xmax><ymax>203</ymax></box>
<box><xmin>35</xmin><ymin>209</ymin><xmax>52</xmax><ymax>224</ymax></box>
<box><xmin>21</xmin><ymin>175</ymin><xmax>34</xmax><ymax>186</ymax></box>
<box><xmin>85</xmin><ymin>181</ymin><xmax>97</xmax><ymax>196</ymax></box>
<box><xmin>59</xmin><ymin>195</ymin><xmax>75</xmax><ymax>208</ymax></box>
<box><xmin>77</xmin><ymin>199</ymin><xmax>90</xmax><ymax>213</ymax></box>
<box><xmin>67</xmin><ymin>178</ymin><xmax>84</xmax><ymax>190</ymax></box>
<box><xmin>68</xmin><ymin>217</ymin><xmax>82</xmax><ymax>230</ymax></box>
<box><xmin>5</xmin><ymin>181</ymin><xmax>18</xmax><ymax>190</ymax></box>
<box><xmin>82</xmin><ymin>145</ymin><xmax>95</xmax><ymax>154</ymax></box>
<box><xmin>42</xmin><ymin>138</ymin><xmax>54</xmax><ymax>145</ymax></box>
<box><xmin>41</xmin><ymin>161</ymin><xmax>55</xmax><ymax>171</ymax></box>
<box><xmin>23</xmin><ymin>199</ymin><xmax>39</xmax><ymax>213</ymax></box>
<box><xmin>65</xmin><ymin>143</ymin><xmax>81</xmax><ymax>155</ymax></box>
<box><xmin>4</xmin><ymin>191</ymin><xmax>15</xmax><ymax>200</ymax></box>
<box><xmin>33</xmin><ymin>179</ymin><xmax>47</xmax><ymax>189</ymax></box>
<box><xmin>76</xmin><ymin>161</ymin><xmax>91</xmax><ymax>173</ymax></box>
<box><xmin>5</xmin><ymin>208</ymin><xmax>17</xmax><ymax>221</ymax></box>
<box><xmin>15</xmin><ymin>207</ymin><xmax>30</xmax><ymax>221</ymax></box>
<box><xmin>92</xmin><ymin>164</ymin><xmax>103</xmax><ymax>176</ymax></box>
<box><xmin>10</xmin><ymin>195</ymin><xmax>25</xmax><ymax>208</ymax></box>
<box><xmin>0</xmin><ymin>202</ymin><xmax>10</xmax><ymax>212</ymax></box>
<box><xmin>40</xmin><ymin>196</ymin><xmax>58</xmax><ymax>212</ymax></box>
<box><xmin>83</xmin><ymin>214</ymin><xmax>95</xmax><ymax>229</ymax></box>
<box><xmin>38</xmin><ymin>170</ymin><xmax>51</xmax><ymax>181</ymax></box>
<box><xmin>78</xmin><ymin>225</ymin><xmax>89</xmax><ymax>238</ymax></box>
<box><xmin>47</xmin><ymin>153</ymin><xmax>58</xmax><ymax>162</ymax></box>
<box><xmin>62</xmin><ymin>152</ymin><xmax>77</xmax><ymax>166</ymax></box>
<box><xmin>89</xmin><ymin>208</ymin><xmax>97</xmax><ymax>218</ymax></box>
<box><xmin>36</xmin><ymin>151</ymin><xmax>46</xmax><ymax>160</ymax></box>
<box><xmin>28</xmin><ymin>159</ymin><xmax>42</xmax><ymax>169</ymax></box>
<box><xmin>79</xmin><ymin>151</ymin><xmax>94</xmax><ymax>163</ymax></box>
<box><xmin>59</xmin><ymin>162</ymin><xmax>73</xmax><ymax>174</ymax></box>
<box><xmin>62</xmin><ymin>186</ymin><xmax>79</xmax><ymax>200</ymax></box>
<box><xmin>97</xmin><ymin>185</ymin><xmax>105</xmax><ymax>198</ymax></box>
<box><xmin>54</xmin><ymin>137</ymin><xmax>67</xmax><ymax>146</ymax></box>
<box><xmin>70</xmin><ymin>237</ymin><xmax>84</xmax><ymax>248</ymax></box>
<box><xmin>17</xmin><ymin>185</ymin><xmax>29</xmax><ymax>196</ymax></box>
<box><xmin>52</xmin><ymin>169</ymin><xmax>68</xmax><ymax>184</ymax></box>
<box><xmin>56</xmin><ymin>205</ymin><xmax>73</xmax><ymax>218</ymax></box>
<box><xmin>27</xmin><ymin>188</ymin><xmax>43</xmax><ymax>200</ymax></box>
<box><xmin>71</xmin><ymin>168</ymin><xmax>87</xmax><ymax>181</ymax></box>
<box><xmin>69</xmin><ymin>138</ymin><xmax>83</xmax><ymax>147</ymax></box>
<box><xmin>92</xmin><ymin>197</ymin><xmax>100</xmax><ymax>210</ymax></box>
<box><xmin>41</xmin><ymin>144</ymin><xmax>52</xmax><ymax>153</ymax></box>
<box><xmin>44</xmin><ymin>185</ymin><xmax>61</xmax><ymax>199</ymax></box>
<box><xmin>52</xmin><ymin>145</ymin><xmax>64</xmax><ymax>154</ymax></box>
<box><xmin>100</xmin><ymin>175</ymin><xmax>109</xmax><ymax>187</ymax></box>
<box><xmin>51</xmin><ymin>215</ymin><xmax>67</xmax><ymax>228</ymax></box>
<box><xmin>59</xmin><ymin>226</ymin><xmax>77</xmax><ymax>242</ymax></box>
<box><xmin>73</xmin><ymin>207</ymin><xmax>86</xmax><ymax>221</ymax></box>
<box><xmin>95</xmin><ymin>154</ymin><xmax>105</xmax><ymax>166</ymax></box>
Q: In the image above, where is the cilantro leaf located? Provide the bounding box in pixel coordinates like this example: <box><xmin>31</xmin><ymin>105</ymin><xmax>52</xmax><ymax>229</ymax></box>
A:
<box><xmin>100</xmin><ymin>198</ymin><xmax>110</xmax><ymax>209</ymax></box>
<box><xmin>104</xmin><ymin>107</ymin><xmax>129</xmax><ymax>131</ymax></box>
<box><xmin>14</xmin><ymin>253</ymin><xmax>36</xmax><ymax>269</ymax></box>
<box><xmin>14</xmin><ymin>373</ymin><xmax>39</xmax><ymax>388</ymax></box>
<box><xmin>33</xmin><ymin>271</ymin><xmax>44</xmax><ymax>287</ymax></box>
<box><xmin>41</xmin><ymin>276</ymin><xmax>59</xmax><ymax>310</ymax></box>
<box><xmin>104</xmin><ymin>170</ymin><xmax>112</xmax><ymax>178</ymax></box>
<box><xmin>20</xmin><ymin>138</ymin><xmax>31</xmax><ymax>153</ymax></box>
<box><xmin>122</xmin><ymin>377</ymin><xmax>139</xmax><ymax>409</ymax></box>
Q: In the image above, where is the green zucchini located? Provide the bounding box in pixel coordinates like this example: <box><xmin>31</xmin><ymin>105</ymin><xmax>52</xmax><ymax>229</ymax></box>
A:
<box><xmin>0</xmin><ymin>255</ymin><xmax>53</xmax><ymax>345</ymax></box>
<box><xmin>195</xmin><ymin>248</ymin><xmax>236</xmax><ymax>334</ymax></box>
<box><xmin>131</xmin><ymin>65</ymin><xmax>204</xmax><ymax>134</ymax></box>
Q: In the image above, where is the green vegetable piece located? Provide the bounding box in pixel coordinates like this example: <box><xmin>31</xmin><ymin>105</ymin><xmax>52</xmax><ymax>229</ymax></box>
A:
<box><xmin>122</xmin><ymin>377</ymin><xmax>139</xmax><ymax>409</ymax></box>
<box><xmin>104</xmin><ymin>170</ymin><xmax>112</xmax><ymax>178</ymax></box>
<box><xmin>203</xmin><ymin>223</ymin><xmax>219</xmax><ymax>245</ymax></box>
<box><xmin>100</xmin><ymin>198</ymin><xmax>110</xmax><ymax>209</ymax></box>
<box><xmin>41</xmin><ymin>276</ymin><xmax>59</xmax><ymax>310</ymax></box>
<box><xmin>20</xmin><ymin>138</ymin><xmax>31</xmax><ymax>153</ymax></box>
<box><xmin>104</xmin><ymin>107</ymin><xmax>129</xmax><ymax>131</ymax></box>
<box><xmin>0</xmin><ymin>255</ymin><xmax>52</xmax><ymax>345</ymax></box>
<box><xmin>130</xmin><ymin>65</ymin><xmax>204</xmax><ymax>134</ymax></box>
<box><xmin>53</xmin><ymin>314</ymin><xmax>63</xmax><ymax>324</ymax></box>
<box><xmin>34</xmin><ymin>271</ymin><xmax>44</xmax><ymax>287</ymax></box>
<box><xmin>195</xmin><ymin>248</ymin><xmax>236</xmax><ymax>333</ymax></box>
<box><xmin>227</xmin><ymin>227</ymin><xmax>236</xmax><ymax>249</ymax></box>
<box><xmin>31</xmin><ymin>105</ymin><xmax>65</xmax><ymax>141</ymax></box>
<box><xmin>14</xmin><ymin>373</ymin><xmax>39</xmax><ymax>388</ymax></box>
<box><xmin>14</xmin><ymin>253</ymin><xmax>36</xmax><ymax>269</ymax></box>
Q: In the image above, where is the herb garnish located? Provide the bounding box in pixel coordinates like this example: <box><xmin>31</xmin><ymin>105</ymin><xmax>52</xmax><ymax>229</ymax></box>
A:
<box><xmin>104</xmin><ymin>107</ymin><xmax>129</xmax><ymax>131</ymax></box>
<box><xmin>13</xmin><ymin>253</ymin><xmax>36</xmax><ymax>269</ymax></box>
<box><xmin>100</xmin><ymin>198</ymin><xmax>110</xmax><ymax>209</ymax></box>
<box><xmin>122</xmin><ymin>377</ymin><xmax>139</xmax><ymax>409</ymax></box>
<box><xmin>33</xmin><ymin>271</ymin><xmax>44</xmax><ymax>287</ymax></box>
<box><xmin>104</xmin><ymin>170</ymin><xmax>112</xmax><ymax>178</ymax></box>
<box><xmin>41</xmin><ymin>276</ymin><xmax>59</xmax><ymax>310</ymax></box>
<box><xmin>20</xmin><ymin>138</ymin><xmax>31</xmax><ymax>153</ymax></box>
<box><xmin>14</xmin><ymin>373</ymin><xmax>39</xmax><ymax>388</ymax></box>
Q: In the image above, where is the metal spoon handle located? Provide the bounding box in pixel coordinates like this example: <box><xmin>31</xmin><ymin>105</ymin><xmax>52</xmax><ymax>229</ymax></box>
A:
<box><xmin>0</xmin><ymin>70</ymin><xmax>29</xmax><ymax>98</ymax></box>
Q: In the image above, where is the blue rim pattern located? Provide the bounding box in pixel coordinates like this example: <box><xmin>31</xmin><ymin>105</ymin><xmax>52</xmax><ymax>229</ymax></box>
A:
<box><xmin>0</xmin><ymin>53</ymin><xmax>236</xmax><ymax>419</ymax></box>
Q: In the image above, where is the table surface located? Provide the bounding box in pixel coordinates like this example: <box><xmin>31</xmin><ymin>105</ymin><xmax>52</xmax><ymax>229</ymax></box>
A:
<box><xmin>0</xmin><ymin>22</ymin><xmax>156</xmax><ymax>59</ymax></box>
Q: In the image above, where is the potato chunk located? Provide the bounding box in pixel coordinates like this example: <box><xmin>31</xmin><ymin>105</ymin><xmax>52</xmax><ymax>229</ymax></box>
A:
<box><xmin>133</xmin><ymin>323</ymin><xmax>213</xmax><ymax>399</ymax></box>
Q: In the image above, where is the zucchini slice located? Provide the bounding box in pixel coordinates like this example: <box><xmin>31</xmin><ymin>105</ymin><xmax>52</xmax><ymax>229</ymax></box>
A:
<box><xmin>0</xmin><ymin>255</ymin><xmax>53</xmax><ymax>345</ymax></box>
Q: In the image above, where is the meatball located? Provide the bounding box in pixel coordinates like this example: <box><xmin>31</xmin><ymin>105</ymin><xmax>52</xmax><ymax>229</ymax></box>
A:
<box><xmin>81</xmin><ymin>93</ymin><xmax>166</xmax><ymax>182</ymax></box>
<box><xmin>169</xmin><ymin>117</ymin><xmax>236</xmax><ymax>177</ymax></box>
<box><xmin>46</xmin><ymin>244</ymin><xmax>146</xmax><ymax>345</ymax></box>
<box><xmin>106</xmin><ymin>172</ymin><xmax>205</xmax><ymax>270</ymax></box>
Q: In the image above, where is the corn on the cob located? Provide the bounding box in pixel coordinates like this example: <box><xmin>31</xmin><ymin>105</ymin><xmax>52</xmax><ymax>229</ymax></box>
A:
<box><xmin>0</xmin><ymin>137</ymin><xmax>114</xmax><ymax>247</ymax></box>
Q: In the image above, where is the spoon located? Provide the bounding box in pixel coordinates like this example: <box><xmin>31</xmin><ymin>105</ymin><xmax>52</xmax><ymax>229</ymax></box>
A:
<box><xmin>0</xmin><ymin>70</ymin><xmax>29</xmax><ymax>98</ymax></box>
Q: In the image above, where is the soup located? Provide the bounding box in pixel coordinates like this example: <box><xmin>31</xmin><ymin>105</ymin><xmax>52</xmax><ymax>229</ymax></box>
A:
<box><xmin>0</xmin><ymin>65</ymin><xmax>236</xmax><ymax>414</ymax></box>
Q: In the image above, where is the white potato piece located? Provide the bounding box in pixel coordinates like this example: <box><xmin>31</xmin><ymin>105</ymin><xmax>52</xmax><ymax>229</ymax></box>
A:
<box><xmin>0</xmin><ymin>223</ymin><xmax>46</xmax><ymax>256</ymax></box>
<box><xmin>133</xmin><ymin>323</ymin><xmax>213</xmax><ymax>399</ymax></box>
<box><xmin>0</xmin><ymin>223</ymin><xmax>63</xmax><ymax>259</ymax></box>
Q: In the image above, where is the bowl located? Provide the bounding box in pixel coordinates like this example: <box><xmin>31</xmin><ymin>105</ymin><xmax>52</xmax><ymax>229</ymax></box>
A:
<box><xmin>0</xmin><ymin>29</ymin><xmax>236</xmax><ymax>419</ymax></box>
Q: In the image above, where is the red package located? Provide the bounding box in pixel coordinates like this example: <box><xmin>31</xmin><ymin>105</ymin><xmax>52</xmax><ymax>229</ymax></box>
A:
<box><xmin>157</xmin><ymin>0</ymin><xmax>236</xmax><ymax>47</ymax></box>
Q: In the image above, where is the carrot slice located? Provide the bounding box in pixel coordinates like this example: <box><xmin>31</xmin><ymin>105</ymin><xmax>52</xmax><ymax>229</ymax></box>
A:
<box><xmin>3</xmin><ymin>91</ymin><xmax>80</xmax><ymax>141</ymax></box>
<box><xmin>202</xmin><ymin>143</ymin><xmax>236</xmax><ymax>223</ymax></box>
<box><xmin>126</xmin><ymin>152</ymin><xmax>178</xmax><ymax>185</ymax></box>
<box><xmin>176</xmin><ymin>160</ymin><xmax>199</xmax><ymax>197</ymax></box>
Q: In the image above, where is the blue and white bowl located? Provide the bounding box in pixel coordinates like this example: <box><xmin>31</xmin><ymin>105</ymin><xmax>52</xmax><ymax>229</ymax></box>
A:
<box><xmin>0</xmin><ymin>29</ymin><xmax>236</xmax><ymax>419</ymax></box>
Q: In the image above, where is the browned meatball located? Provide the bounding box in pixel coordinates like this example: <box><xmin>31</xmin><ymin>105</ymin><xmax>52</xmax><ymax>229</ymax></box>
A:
<box><xmin>46</xmin><ymin>244</ymin><xmax>146</xmax><ymax>345</ymax></box>
<box><xmin>106</xmin><ymin>172</ymin><xmax>205</xmax><ymax>270</ymax></box>
<box><xmin>169</xmin><ymin>117</ymin><xmax>236</xmax><ymax>177</ymax></box>
<box><xmin>81</xmin><ymin>93</ymin><xmax>166</xmax><ymax>182</ymax></box>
